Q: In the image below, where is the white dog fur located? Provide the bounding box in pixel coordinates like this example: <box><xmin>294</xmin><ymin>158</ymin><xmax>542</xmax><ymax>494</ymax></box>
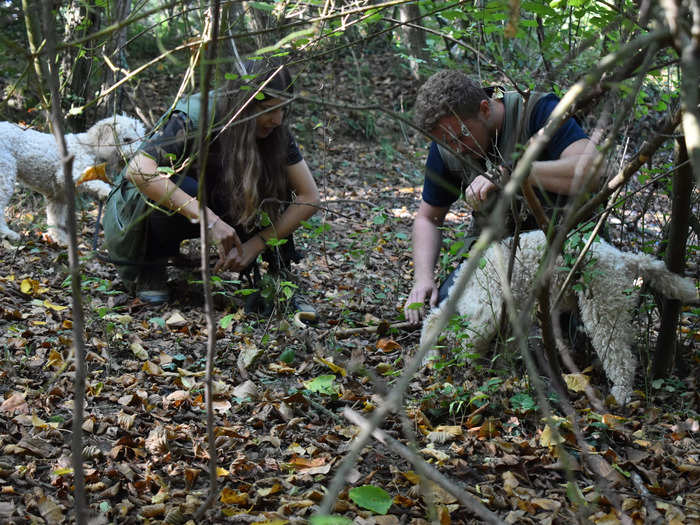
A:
<box><xmin>0</xmin><ymin>115</ymin><xmax>145</xmax><ymax>245</ymax></box>
<box><xmin>421</xmin><ymin>230</ymin><xmax>698</xmax><ymax>404</ymax></box>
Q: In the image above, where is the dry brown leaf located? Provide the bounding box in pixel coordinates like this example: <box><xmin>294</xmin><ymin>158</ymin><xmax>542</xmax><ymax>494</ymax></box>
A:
<box><xmin>427</xmin><ymin>425</ymin><xmax>462</xmax><ymax>444</ymax></box>
<box><xmin>564</xmin><ymin>373</ymin><xmax>590</xmax><ymax>392</ymax></box>
<box><xmin>220</xmin><ymin>487</ymin><xmax>249</xmax><ymax>505</ymax></box>
<box><xmin>1</xmin><ymin>393</ymin><xmax>29</xmax><ymax>414</ymax></box>
<box><xmin>140</xmin><ymin>503</ymin><xmax>166</xmax><ymax>518</ymax></box>
<box><xmin>232</xmin><ymin>380</ymin><xmax>258</xmax><ymax>400</ymax></box>
<box><xmin>376</xmin><ymin>337</ymin><xmax>401</xmax><ymax>352</ymax></box>
<box><xmin>145</xmin><ymin>425</ymin><xmax>169</xmax><ymax>455</ymax></box>
<box><xmin>117</xmin><ymin>410</ymin><xmax>136</xmax><ymax>430</ymax></box>
<box><xmin>37</xmin><ymin>494</ymin><xmax>64</xmax><ymax>525</ymax></box>
<box><xmin>164</xmin><ymin>390</ymin><xmax>191</xmax><ymax>409</ymax></box>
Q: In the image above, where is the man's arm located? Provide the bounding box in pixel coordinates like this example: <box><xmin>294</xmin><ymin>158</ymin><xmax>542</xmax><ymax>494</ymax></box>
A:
<box><xmin>530</xmin><ymin>137</ymin><xmax>600</xmax><ymax>195</ymax></box>
<box><xmin>465</xmin><ymin>138</ymin><xmax>599</xmax><ymax>205</ymax></box>
<box><xmin>404</xmin><ymin>201</ymin><xmax>449</xmax><ymax>324</ymax></box>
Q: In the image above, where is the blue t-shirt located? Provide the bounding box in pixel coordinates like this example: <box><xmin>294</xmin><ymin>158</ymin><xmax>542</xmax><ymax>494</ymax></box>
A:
<box><xmin>422</xmin><ymin>94</ymin><xmax>587</xmax><ymax>207</ymax></box>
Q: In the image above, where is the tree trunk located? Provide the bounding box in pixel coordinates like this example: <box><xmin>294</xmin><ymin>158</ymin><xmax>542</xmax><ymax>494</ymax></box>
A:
<box><xmin>101</xmin><ymin>0</ymin><xmax>131</xmax><ymax>116</ymax></box>
<box><xmin>60</xmin><ymin>0</ymin><xmax>101</xmax><ymax>130</ymax></box>
<box><xmin>398</xmin><ymin>3</ymin><xmax>426</xmax><ymax>80</ymax></box>
<box><xmin>242</xmin><ymin>1</ymin><xmax>284</xmax><ymax>50</ymax></box>
<box><xmin>651</xmin><ymin>135</ymin><xmax>692</xmax><ymax>378</ymax></box>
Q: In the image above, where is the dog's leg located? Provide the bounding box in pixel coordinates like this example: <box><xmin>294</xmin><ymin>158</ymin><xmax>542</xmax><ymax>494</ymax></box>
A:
<box><xmin>45</xmin><ymin>198</ymin><xmax>70</xmax><ymax>246</ymax></box>
<box><xmin>0</xmin><ymin>156</ymin><xmax>20</xmax><ymax>241</ymax></box>
<box><xmin>577</xmin><ymin>286</ymin><xmax>637</xmax><ymax>404</ymax></box>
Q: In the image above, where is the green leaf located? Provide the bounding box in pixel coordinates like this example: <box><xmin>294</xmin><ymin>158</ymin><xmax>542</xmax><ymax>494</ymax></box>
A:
<box><xmin>219</xmin><ymin>314</ymin><xmax>236</xmax><ymax>329</ymax></box>
<box><xmin>522</xmin><ymin>0</ymin><xmax>557</xmax><ymax>15</ymax></box>
<box><xmin>348</xmin><ymin>485</ymin><xmax>392</xmax><ymax>515</ymax></box>
<box><xmin>279</xmin><ymin>348</ymin><xmax>295</xmax><ymax>363</ymax></box>
<box><xmin>304</xmin><ymin>374</ymin><xmax>338</xmax><ymax>395</ymax></box>
<box><xmin>566</xmin><ymin>481</ymin><xmax>587</xmax><ymax>507</ymax></box>
<box><xmin>149</xmin><ymin>317</ymin><xmax>166</xmax><ymax>328</ymax></box>
<box><xmin>248</xmin><ymin>1</ymin><xmax>274</xmax><ymax>12</ymax></box>
<box><xmin>510</xmin><ymin>392</ymin><xmax>537</xmax><ymax>411</ymax></box>
<box><xmin>266</xmin><ymin>238</ymin><xmax>288</xmax><ymax>247</ymax></box>
<box><xmin>234</xmin><ymin>288</ymin><xmax>259</xmax><ymax>296</ymax></box>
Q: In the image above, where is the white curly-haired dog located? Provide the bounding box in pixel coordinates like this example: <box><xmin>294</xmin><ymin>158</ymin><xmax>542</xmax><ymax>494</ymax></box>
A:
<box><xmin>0</xmin><ymin>114</ymin><xmax>145</xmax><ymax>245</ymax></box>
<box><xmin>421</xmin><ymin>230</ymin><xmax>698</xmax><ymax>404</ymax></box>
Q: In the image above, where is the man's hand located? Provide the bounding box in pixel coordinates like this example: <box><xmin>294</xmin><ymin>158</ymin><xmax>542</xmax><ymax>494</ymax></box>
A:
<box><xmin>404</xmin><ymin>280</ymin><xmax>439</xmax><ymax>325</ymax></box>
<box><xmin>465</xmin><ymin>174</ymin><xmax>497</xmax><ymax>208</ymax></box>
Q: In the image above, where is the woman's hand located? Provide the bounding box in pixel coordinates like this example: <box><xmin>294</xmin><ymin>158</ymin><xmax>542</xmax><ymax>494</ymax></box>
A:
<box><xmin>208</xmin><ymin>218</ymin><xmax>243</xmax><ymax>269</ymax></box>
<box><xmin>213</xmin><ymin>234</ymin><xmax>264</xmax><ymax>273</ymax></box>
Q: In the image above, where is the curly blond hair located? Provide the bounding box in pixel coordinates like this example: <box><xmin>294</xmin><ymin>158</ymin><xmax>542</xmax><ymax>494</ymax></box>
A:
<box><xmin>413</xmin><ymin>70</ymin><xmax>488</xmax><ymax>132</ymax></box>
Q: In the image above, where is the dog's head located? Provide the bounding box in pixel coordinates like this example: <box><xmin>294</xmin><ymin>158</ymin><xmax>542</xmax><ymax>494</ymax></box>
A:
<box><xmin>85</xmin><ymin>114</ymin><xmax>146</xmax><ymax>163</ymax></box>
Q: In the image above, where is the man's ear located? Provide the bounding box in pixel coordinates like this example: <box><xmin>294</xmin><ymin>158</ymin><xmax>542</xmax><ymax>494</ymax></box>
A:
<box><xmin>479</xmin><ymin>98</ymin><xmax>491</xmax><ymax>119</ymax></box>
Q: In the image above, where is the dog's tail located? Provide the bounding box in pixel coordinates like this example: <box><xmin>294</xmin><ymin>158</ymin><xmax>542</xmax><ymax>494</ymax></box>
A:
<box><xmin>637</xmin><ymin>256</ymin><xmax>698</xmax><ymax>303</ymax></box>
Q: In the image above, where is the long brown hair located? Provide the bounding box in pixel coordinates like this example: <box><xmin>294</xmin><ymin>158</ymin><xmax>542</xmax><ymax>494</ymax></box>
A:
<box><xmin>211</xmin><ymin>58</ymin><xmax>294</xmax><ymax>230</ymax></box>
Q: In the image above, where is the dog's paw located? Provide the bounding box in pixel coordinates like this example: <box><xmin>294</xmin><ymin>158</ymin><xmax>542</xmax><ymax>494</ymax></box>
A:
<box><xmin>610</xmin><ymin>384</ymin><xmax>631</xmax><ymax>406</ymax></box>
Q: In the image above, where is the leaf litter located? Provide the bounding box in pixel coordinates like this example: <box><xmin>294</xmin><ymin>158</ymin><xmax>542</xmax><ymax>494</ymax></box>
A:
<box><xmin>0</xmin><ymin>51</ymin><xmax>699</xmax><ymax>524</ymax></box>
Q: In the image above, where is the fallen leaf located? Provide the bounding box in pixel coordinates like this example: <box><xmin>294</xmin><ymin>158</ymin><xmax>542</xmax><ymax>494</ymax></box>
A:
<box><xmin>540</xmin><ymin>425</ymin><xmax>565</xmax><ymax>447</ymax></box>
<box><xmin>564</xmin><ymin>373</ymin><xmax>590</xmax><ymax>392</ymax></box>
<box><xmin>315</xmin><ymin>356</ymin><xmax>347</xmax><ymax>377</ymax></box>
<box><xmin>221</xmin><ymin>487</ymin><xmax>249</xmax><ymax>505</ymax></box>
<box><xmin>376</xmin><ymin>337</ymin><xmax>401</xmax><ymax>352</ymax></box>
<box><xmin>1</xmin><ymin>393</ymin><xmax>29</xmax><ymax>414</ymax></box>
<box><xmin>232</xmin><ymin>380</ymin><xmax>259</xmax><ymax>400</ymax></box>
<box><xmin>166</xmin><ymin>312</ymin><xmax>187</xmax><ymax>328</ymax></box>
<box><xmin>43</xmin><ymin>299</ymin><xmax>67</xmax><ymax>311</ymax></box>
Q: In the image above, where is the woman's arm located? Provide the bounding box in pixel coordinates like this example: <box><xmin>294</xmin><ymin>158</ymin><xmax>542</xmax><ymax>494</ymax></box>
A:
<box><xmin>259</xmin><ymin>159</ymin><xmax>320</xmax><ymax>241</ymax></box>
<box><xmin>214</xmin><ymin>159</ymin><xmax>320</xmax><ymax>273</ymax></box>
<box><xmin>126</xmin><ymin>152</ymin><xmax>242</xmax><ymax>258</ymax></box>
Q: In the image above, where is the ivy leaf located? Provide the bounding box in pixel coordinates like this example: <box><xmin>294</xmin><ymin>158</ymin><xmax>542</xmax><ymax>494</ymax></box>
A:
<box><xmin>304</xmin><ymin>375</ymin><xmax>338</xmax><ymax>396</ymax></box>
<box><xmin>348</xmin><ymin>485</ymin><xmax>392</xmax><ymax>514</ymax></box>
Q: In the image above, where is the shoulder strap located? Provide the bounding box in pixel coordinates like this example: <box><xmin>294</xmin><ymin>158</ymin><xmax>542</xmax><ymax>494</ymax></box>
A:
<box><xmin>498</xmin><ymin>91</ymin><xmax>548</xmax><ymax>167</ymax></box>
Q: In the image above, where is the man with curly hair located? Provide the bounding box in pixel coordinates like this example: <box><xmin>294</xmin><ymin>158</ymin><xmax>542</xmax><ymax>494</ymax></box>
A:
<box><xmin>404</xmin><ymin>71</ymin><xmax>600</xmax><ymax>324</ymax></box>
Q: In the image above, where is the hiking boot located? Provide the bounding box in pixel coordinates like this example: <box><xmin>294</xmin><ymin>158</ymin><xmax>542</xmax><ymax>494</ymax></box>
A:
<box><xmin>127</xmin><ymin>267</ymin><xmax>170</xmax><ymax>305</ymax></box>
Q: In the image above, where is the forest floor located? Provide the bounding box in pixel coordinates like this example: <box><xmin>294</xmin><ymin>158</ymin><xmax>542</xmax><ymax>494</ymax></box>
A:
<box><xmin>1</xmin><ymin>50</ymin><xmax>699</xmax><ymax>525</ymax></box>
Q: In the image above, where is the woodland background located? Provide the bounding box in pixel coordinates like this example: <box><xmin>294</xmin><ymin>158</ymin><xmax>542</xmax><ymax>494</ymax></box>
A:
<box><xmin>0</xmin><ymin>0</ymin><xmax>699</xmax><ymax>524</ymax></box>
